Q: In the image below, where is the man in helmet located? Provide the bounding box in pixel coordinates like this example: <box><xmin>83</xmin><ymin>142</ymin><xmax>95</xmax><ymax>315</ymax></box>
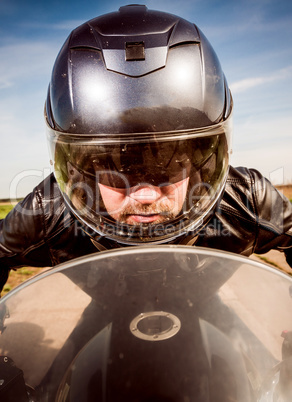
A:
<box><xmin>0</xmin><ymin>5</ymin><xmax>292</xmax><ymax>292</ymax></box>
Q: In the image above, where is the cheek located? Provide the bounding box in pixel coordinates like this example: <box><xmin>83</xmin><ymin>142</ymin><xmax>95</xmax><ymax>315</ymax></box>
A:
<box><xmin>180</xmin><ymin>178</ymin><xmax>190</xmax><ymax>201</ymax></box>
<box><xmin>162</xmin><ymin>178</ymin><xmax>189</xmax><ymax>205</ymax></box>
<box><xmin>99</xmin><ymin>184</ymin><xmax>129</xmax><ymax>215</ymax></box>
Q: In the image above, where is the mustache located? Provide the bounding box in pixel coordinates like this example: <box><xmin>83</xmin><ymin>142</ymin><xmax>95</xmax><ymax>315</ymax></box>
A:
<box><xmin>119</xmin><ymin>201</ymin><xmax>176</xmax><ymax>221</ymax></box>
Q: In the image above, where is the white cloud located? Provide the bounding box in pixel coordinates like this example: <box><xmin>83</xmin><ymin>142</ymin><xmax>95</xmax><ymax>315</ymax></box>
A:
<box><xmin>0</xmin><ymin>40</ymin><xmax>60</xmax><ymax>90</ymax></box>
<box><xmin>231</xmin><ymin>144</ymin><xmax>292</xmax><ymax>185</ymax></box>
<box><xmin>20</xmin><ymin>19</ymin><xmax>84</xmax><ymax>31</ymax></box>
<box><xmin>0</xmin><ymin>81</ymin><xmax>13</xmax><ymax>90</ymax></box>
<box><xmin>230</xmin><ymin>65</ymin><xmax>292</xmax><ymax>94</ymax></box>
<box><xmin>204</xmin><ymin>5</ymin><xmax>292</xmax><ymax>38</ymax></box>
<box><xmin>231</xmin><ymin>76</ymin><xmax>271</xmax><ymax>93</ymax></box>
<box><xmin>231</xmin><ymin>115</ymin><xmax>292</xmax><ymax>184</ymax></box>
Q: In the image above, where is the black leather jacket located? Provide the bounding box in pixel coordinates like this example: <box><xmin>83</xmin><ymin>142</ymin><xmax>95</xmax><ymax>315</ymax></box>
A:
<box><xmin>1</xmin><ymin>166</ymin><xmax>292</xmax><ymax>292</ymax></box>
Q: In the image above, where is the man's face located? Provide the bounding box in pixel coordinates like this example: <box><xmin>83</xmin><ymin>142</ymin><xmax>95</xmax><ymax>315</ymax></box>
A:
<box><xmin>99</xmin><ymin>177</ymin><xmax>189</xmax><ymax>225</ymax></box>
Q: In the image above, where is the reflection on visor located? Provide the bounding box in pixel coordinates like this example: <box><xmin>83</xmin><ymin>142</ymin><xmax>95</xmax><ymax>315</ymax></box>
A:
<box><xmin>57</xmin><ymin>135</ymin><xmax>220</xmax><ymax>189</ymax></box>
<box><xmin>49</xmin><ymin>129</ymin><xmax>229</xmax><ymax>243</ymax></box>
<box><xmin>67</xmin><ymin>164</ymin><xmax>191</xmax><ymax>189</ymax></box>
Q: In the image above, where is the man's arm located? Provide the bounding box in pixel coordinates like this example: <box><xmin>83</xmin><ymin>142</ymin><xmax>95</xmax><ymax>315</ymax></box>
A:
<box><xmin>248</xmin><ymin>168</ymin><xmax>292</xmax><ymax>267</ymax></box>
<box><xmin>0</xmin><ymin>173</ymin><xmax>100</xmax><ymax>294</ymax></box>
<box><xmin>196</xmin><ymin>166</ymin><xmax>292</xmax><ymax>267</ymax></box>
<box><xmin>0</xmin><ymin>177</ymin><xmax>58</xmax><ymax>293</ymax></box>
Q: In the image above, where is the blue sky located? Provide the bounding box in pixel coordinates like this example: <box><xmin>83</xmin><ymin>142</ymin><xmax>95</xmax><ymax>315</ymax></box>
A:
<box><xmin>1</xmin><ymin>0</ymin><xmax>292</xmax><ymax>199</ymax></box>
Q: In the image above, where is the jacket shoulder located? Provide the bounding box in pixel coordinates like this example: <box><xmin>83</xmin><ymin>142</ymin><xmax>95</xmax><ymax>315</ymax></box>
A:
<box><xmin>222</xmin><ymin>166</ymin><xmax>258</xmax><ymax>218</ymax></box>
<box><xmin>224</xmin><ymin>166</ymin><xmax>292</xmax><ymax>247</ymax></box>
<box><xmin>32</xmin><ymin>173</ymin><xmax>72</xmax><ymax>234</ymax></box>
<box><xmin>0</xmin><ymin>174</ymin><xmax>71</xmax><ymax>266</ymax></box>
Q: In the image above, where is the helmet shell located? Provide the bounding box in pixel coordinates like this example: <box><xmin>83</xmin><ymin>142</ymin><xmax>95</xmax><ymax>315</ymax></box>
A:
<box><xmin>46</xmin><ymin>5</ymin><xmax>232</xmax><ymax>135</ymax></box>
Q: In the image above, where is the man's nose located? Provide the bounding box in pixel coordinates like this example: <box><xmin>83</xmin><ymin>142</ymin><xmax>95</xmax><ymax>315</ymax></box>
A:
<box><xmin>129</xmin><ymin>184</ymin><xmax>162</xmax><ymax>204</ymax></box>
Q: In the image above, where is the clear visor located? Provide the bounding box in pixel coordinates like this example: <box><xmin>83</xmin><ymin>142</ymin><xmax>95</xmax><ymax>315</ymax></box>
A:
<box><xmin>47</xmin><ymin>120</ymin><xmax>232</xmax><ymax>244</ymax></box>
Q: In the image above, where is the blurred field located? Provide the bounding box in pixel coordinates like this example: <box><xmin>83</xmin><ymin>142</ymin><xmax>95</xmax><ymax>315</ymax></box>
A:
<box><xmin>0</xmin><ymin>204</ymin><xmax>15</xmax><ymax>219</ymax></box>
<box><xmin>276</xmin><ymin>184</ymin><xmax>292</xmax><ymax>201</ymax></box>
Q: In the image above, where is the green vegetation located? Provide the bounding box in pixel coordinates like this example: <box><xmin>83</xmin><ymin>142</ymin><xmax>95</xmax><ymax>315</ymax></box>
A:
<box><xmin>0</xmin><ymin>204</ymin><xmax>14</xmax><ymax>219</ymax></box>
<box><xmin>3</xmin><ymin>283</ymin><xmax>11</xmax><ymax>293</ymax></box>
<box><xmin>256</xmin><ymin>254</ymin><xmax>292</xmax><ymax>276</ymax></box>
<box><xmin>256</xmin><ymin>255</ymin><xmax>280</xmax><ymax>269</ymax></box>
<box><xmin>2</xmin><ymin>267</ymin><xmax>41</xmax><ymax>295</ymax></box>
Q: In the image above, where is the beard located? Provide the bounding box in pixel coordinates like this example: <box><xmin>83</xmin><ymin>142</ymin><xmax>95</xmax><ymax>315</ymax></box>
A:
<box><xmin>117</xmin><ymin>200</ymin><xmax>178</xmax><ymax>225</ymax></box>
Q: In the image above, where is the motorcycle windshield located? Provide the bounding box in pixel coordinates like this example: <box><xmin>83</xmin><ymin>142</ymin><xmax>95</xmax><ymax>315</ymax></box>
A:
<box><xmin>0</xmin><ymin>245</ymin><xmax>292</xmax><ymax>402</ymax></box>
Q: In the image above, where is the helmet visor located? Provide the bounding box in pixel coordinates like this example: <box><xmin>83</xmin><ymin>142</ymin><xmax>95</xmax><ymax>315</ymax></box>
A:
<box><xmin>47</xmin><ymin>121</ymin><xmax>231</xmax><ymax>243</ymax></box>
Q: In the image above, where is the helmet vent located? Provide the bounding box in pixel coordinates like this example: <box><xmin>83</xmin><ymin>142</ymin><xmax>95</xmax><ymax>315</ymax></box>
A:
<box><xmin>125</xmin><ymin>41</ymin><xmax>145</xmax><ymax>61</ymax></box>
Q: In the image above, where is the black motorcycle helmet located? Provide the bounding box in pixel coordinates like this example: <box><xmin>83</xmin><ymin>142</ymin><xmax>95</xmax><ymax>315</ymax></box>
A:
<box><xmin>46</xmin><ymin>5</ymin><xmax>233</xmax><ymax>244</ymax></box>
